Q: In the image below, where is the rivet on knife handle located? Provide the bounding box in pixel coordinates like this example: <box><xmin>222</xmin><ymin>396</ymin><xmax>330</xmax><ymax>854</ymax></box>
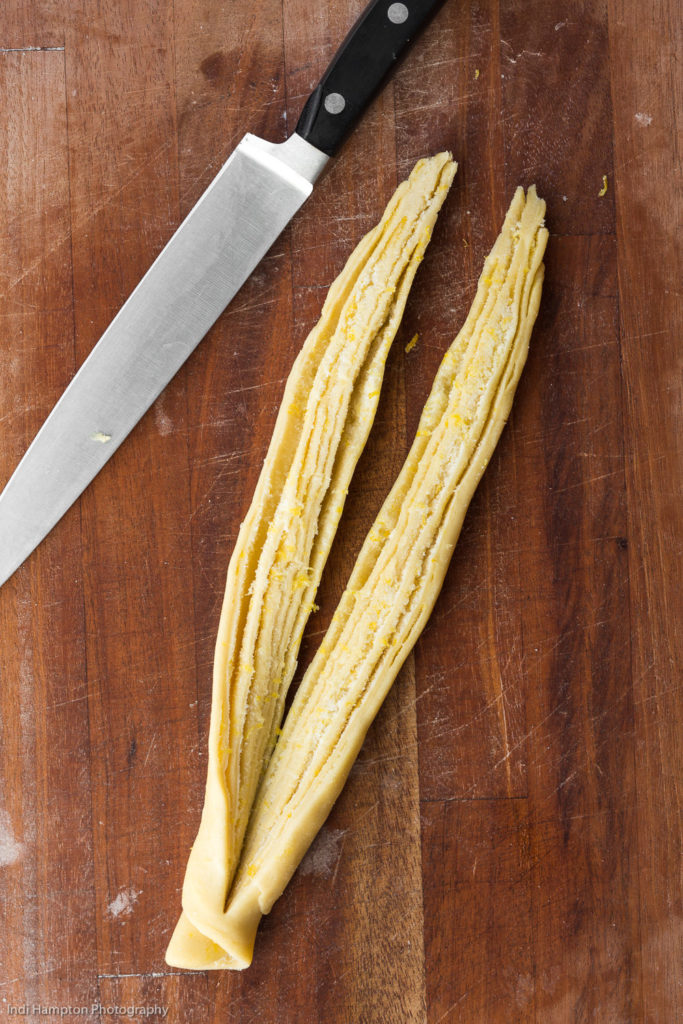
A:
<box><xmin>296</xmin><ymin>0</ymin><xmax>447</xmax><ymax>156</ymax></box>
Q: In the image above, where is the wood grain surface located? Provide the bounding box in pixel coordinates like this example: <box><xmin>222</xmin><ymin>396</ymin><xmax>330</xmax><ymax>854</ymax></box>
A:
<box><xmin>0</xmin><ymin>1</ymin><xmax>680</xmax><ymax>1021</ymax></box>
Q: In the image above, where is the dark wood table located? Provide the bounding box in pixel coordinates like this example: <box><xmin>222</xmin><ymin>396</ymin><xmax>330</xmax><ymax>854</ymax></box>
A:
<box><xmin>1</xmin><ymin>1</ymin><xmax>679</xmax><ymax>1021</ymax></box>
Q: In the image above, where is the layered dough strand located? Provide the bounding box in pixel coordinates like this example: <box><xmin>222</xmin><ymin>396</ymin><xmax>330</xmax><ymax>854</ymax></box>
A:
<box><xmin>218</xmin><ymin>186</ymin><xmax>548</xmax><ymax>969</ymax></box>
<box><xmin>166</xmin><ymin>153</ymin><xmax>457</xmax><ymax>970</ymax></box>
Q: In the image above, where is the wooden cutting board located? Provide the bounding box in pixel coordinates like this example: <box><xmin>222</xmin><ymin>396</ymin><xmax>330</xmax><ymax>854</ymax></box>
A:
<box><xmin>0</xmin><ymin>1</ymin><xmax>679</xmax><ymax>1021</ymax></box>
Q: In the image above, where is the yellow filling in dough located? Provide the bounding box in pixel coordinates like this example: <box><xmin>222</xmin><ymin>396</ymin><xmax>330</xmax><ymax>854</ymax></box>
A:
<box><xmin>166</xmin><ymin>153</ymin><xmax>457</xmax><ymax>970</ymax></box>
<box><xmin>205</xmin><ymin>184</ymin><xmax>548</xmax><ymax>970</ymax></box>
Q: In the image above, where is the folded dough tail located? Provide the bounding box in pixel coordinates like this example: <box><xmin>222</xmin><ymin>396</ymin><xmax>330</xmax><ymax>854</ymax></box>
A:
<box><xmin>167</xmin><ymin>152</ymin><xmax>457</xmax><ymax>970</ymax></box>
<box><xmin>211</xmin><ymin>185</ymin><xmax>548</xmax><ymax>968</ymax></box>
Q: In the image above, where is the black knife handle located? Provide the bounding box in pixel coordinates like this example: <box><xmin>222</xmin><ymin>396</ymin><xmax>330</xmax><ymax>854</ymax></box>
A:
<box><xmin>295</xmin><ymin>0</ymin><xmax>446</xmax><ymax>157</ymax></box>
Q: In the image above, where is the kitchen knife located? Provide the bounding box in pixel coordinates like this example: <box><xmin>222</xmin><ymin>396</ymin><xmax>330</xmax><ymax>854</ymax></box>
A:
<box><xmin>0</xmin><ymin>0</ymin><xmax>446</xmax><ymax>589</ymax></box>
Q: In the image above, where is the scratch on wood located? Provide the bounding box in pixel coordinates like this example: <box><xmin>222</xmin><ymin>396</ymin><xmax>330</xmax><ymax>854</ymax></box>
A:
<box><xmin>0</xmin><ymin>46</ymin><xmax>65</xmax><ymax>52</ymax></box>
<box><xmin>98</xmin><ymin>970</ymin><xmax>204</xmax><ymax>978</ymax></box>
<box><xmin>143</xmin><ymin>733</ymin><xmax>158</xmax><ymax>769</ymax></box>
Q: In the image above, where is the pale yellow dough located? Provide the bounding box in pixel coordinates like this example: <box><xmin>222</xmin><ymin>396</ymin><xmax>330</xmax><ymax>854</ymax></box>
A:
<box><xmin>166</xmin><ymin>153</ymin><xmax>457</xmax><ymax>969</ymax></box>
<box><xmin>206</xmin><ymin>185</ymin><xmax>548</xmax><ymax>969</ymax></box>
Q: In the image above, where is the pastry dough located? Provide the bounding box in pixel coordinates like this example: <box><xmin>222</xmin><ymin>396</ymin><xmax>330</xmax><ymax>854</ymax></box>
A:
<box><xmin>208</xmin><ymin>185</ymin><xmax>548</xmax><ymax>969</ymax></box>
<box><xmin>166</xmin><ymin>153</ymin><xmax>457</xmax><ymax>969</ymax></box>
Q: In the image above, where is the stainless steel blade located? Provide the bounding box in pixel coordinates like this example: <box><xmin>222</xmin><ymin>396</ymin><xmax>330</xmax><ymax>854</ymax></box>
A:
<box><xmin>0</xmin><ymin>133</ymin><xmax>328</xmax><ymax>587</ymax></box>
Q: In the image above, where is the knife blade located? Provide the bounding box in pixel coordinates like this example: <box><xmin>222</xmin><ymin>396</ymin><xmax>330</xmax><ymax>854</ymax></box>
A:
<box><xmin>0</xmin><ymin>0</ymin><xmax>446</xmax><ymax>588</ymax></box>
